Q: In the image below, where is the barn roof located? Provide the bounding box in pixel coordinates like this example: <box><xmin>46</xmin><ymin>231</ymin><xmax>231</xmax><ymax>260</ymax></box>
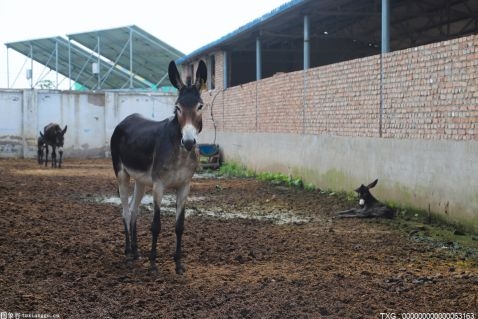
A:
<box><xmin>6</xmin><ymin>36</ymin><xmax>151</xmax><ymax>90</ymax></box>
<box><xmin>177</xmin><ymin>0</ymin><xmax>306</xmax><ymax>65</ymax></box>
<box><xmin>177</xmin><ymin>0</ymin><xmax>478</xmax><ymax>84</ymax></box>
<box><xmin>67</xmin><ymin>25</ymin><xmax>184</xmax><ymax>89</ymax></box>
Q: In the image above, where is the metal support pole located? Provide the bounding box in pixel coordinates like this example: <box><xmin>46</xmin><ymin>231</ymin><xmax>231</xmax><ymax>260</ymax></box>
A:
<box><xmin>256</xmin><ymin>36</ymin><xmax>262</xmax><ymax>81</ymax></box>
<box><xmin>6</xmin><ymin>48</ymin><xmax>10</xmax><ymax>88</ymax></box>
<box><xmin>380</xmin><ymin>0</ymin><xmax>390</xmax><ymax>138</ymax></box>
<box><xmin>55</xmin><ymin>40</ymin><xmax>59</xmax><ymax>89</ymax></box>
<box><xmin>129</xmin><ymin>29</ymin><xmax>133</xmax><ymax>89</ymax></box>
<box><xmin>381</xmin><ymin>0</ymin><xmax>390</xmax><ymax>54</ymax></box>
<box><xmin>68</xmin><ymin>39</ymin><xmax>71</xmax><ymax>90</ymax></box>
<box><xmin>97</xmin><ymin>36</ymin><xmax>101</xmax><ymax>90</ymax></box>
<box><xmin>223</xmin><ymin>50</ymin><xmax>228</xmax><ymax>89</ymax></box>
<box><xmin>30</xmin><ymin>44</ymin><xmax>33</xmax><ymax>89</ymax></box>
<box><xmin>304</xmin><ymin>15</ymin><xmax>310</xmax><ymax>70</ymax></box>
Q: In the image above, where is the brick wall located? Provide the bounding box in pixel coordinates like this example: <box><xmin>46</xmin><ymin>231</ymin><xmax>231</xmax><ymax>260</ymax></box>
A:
<box><xmin>201</xmin><ymin>34</ymin><xmax>478</xmax><ymax>140</ymax></box>
<box><xmin>382</xmin><ymin>36</ymin><xmax>478</xmax><ymax>140</ymax></box>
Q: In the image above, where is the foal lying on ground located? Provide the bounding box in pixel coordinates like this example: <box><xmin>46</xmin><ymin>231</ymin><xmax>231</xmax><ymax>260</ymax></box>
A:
<box><xmin>110</xmin><ymin>60</ymin><xmax>207</xmax><ymax>274</ymax></box>
<box><xmin>335</xmin><ymin>179</ymin><xmax>395</xmax><ymax>219</ymax></box>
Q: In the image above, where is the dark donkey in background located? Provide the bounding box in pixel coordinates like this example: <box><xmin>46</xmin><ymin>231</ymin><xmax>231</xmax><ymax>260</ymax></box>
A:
<box><xmin>110</xmin><ymin>60</ymin><xmax>207</xmax><ymax>274</ymax></box>
<box><xmin>37</xmin><ymin>133</ymin><xmax>46</xmax><ymax>164</ymax></box>
<box><xmin>335</xmin><ymin>179</ymin><xmax>395</xmax><ymax>219</ymax></box>
<box><xmin>39</xmin><ymin>123</ymin><xmax>68</xmax><ymax>168</ymax></box>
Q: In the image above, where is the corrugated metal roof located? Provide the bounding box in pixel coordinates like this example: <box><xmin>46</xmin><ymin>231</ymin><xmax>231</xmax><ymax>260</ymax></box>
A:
<box><xmin>176</xmin><ymin>0</ymin><xmax>478</xmax><ymax>66</ymax></box>
<box><xmin>68</xmin><ymin>25</ymin><xmax>184</xmax><ymax>88</ymax></box>
<box><xmin>6</xmin><ymin>25</ymin><xmax>184</xmax><ymax>90</ymax></box>
<box><xmin>176</xmin><ymin>0</ymin><xmax>306</xmax><ymax>64</ymax></box>
<box><xmin>5</xmin><ymin>36</ymin><xmax>150</xmax><ymax>90</ymax></box>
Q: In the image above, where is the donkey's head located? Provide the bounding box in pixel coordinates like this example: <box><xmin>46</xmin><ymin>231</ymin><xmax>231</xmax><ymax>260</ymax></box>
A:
<box><xmin>354</xmin><ymin>179</ymin><xmax>379</xmax><ymax>207</ymax></box>
<box><xmin>59</xmin><ymin>125</ymin><xmax>67</xmax><ymax>146</ymax></box>
<box><xmin>44</xmin><ymin>123</ymin><xmax>67</xmax><ymax>147</ymax></box>
<box><xmin>38</xmin><ymin>132</ymin><xmax>45</xmax><ymax>146</ymax></box>
<box><xmin>169</xmin><ymin>60</ymin><xmax>207</xmax><ymax>151</ymax></box>
<box><xmin>54</xmin><ymin>125</ymin><xmax>68</xmax><ymax>147</ymax></box>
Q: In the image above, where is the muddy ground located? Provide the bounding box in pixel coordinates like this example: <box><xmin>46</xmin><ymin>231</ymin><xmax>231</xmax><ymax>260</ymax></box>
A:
<box><xmin>0</xmin><ymin>158</ymin><xmax>477</xmax><ymax>319</ymax></box>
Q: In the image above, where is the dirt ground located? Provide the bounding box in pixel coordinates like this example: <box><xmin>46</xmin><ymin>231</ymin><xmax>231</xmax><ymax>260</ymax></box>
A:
<box><xmin>0</xmin><ymin>158</ymin><xmax>477</xmax><ymax>319</ymax></box>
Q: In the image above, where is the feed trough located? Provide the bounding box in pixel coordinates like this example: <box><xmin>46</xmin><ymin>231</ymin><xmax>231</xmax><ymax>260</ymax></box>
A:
<box><xmin>198</xmin><ymin>143</ymin><xmax>221</xmax><ymax>169</ymax></box>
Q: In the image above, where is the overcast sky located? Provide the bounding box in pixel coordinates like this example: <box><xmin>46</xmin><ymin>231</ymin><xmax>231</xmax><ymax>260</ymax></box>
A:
<box><xmin>0</xmin><ymin>0</ymin><xmax>288</xmax><ymax>88</ymax></box>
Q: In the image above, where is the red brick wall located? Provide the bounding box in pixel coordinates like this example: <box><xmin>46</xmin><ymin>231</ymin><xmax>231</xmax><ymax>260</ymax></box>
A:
<box><xmin>200</xmin><ymin>34</ymin><xmax>477</xmax><ymax>140</ymax></box>
<box><xmin>381</xmin><ymin>36</ymin><xmax>478</xmax><ymax>140</ymax></box>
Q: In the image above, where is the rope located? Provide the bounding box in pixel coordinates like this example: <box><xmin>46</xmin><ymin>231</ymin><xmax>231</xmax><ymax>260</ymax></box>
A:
<box><xmin>207</xmin><ymin>88</ymin><xmax>223</xmax><ymax>145</ymax></box>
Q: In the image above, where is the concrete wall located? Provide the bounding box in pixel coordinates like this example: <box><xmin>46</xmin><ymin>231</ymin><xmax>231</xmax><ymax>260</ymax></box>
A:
<box><xmin>195</xmin><ymin>34</ymin><xmax>478</xmax><ymax>232</ymax></box>
<box><xmin>201</xmin><ymin>131</ymin><xmax>478</xmax><ymax>232</ymax></box>
<box><xmin>0</xmin><ymin>90</ymin><xmax>23</xmax><ymax>156</ymax></box>
<box><xmin>0</xmin><ymin>90</ymin><xmax>176</xmax><ymax>159</ymax></box>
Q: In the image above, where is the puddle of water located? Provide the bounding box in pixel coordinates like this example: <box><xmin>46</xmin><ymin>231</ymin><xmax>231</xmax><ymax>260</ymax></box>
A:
<box><xmin>102</xmin><ymin>194</ymin><xmax>192</xmax><ymax>207</ymax></box>
<box><xmin>99</xmin><ymin>194</ymin><xmax>310</xmax><ymax>225</ymax></box>
<box><xmin>193</xmin><ymin>172</ymin><xmax>222</xmax><ymax>179</ymax></box>
<box><xmin>190</xmin><ymin>208</ymin><xmax>311</xmax><ymax>225</ymax></box>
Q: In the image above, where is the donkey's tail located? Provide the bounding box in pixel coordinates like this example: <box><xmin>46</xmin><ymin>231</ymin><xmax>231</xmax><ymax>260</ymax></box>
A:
<box><xmin>110</xmin><ymin>127</ymin><xmax>122</xmax><ymax>177</ymax></box>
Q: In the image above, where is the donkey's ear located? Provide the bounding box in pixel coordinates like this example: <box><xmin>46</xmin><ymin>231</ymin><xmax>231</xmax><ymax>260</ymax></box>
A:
<box><xmin>367</xmin><ymin>179</ymin><xmax>378</xmax><ymax>189</ymax></box>
<box><xmin>62</xmin><ymin>125</ymin><xmax>67</xmax><ymax>135</ymax></box>
<box><xmin>168</xmin><ymin>61</ymin><xmax>184</xmax><ymax>90</ymax></box>
<box><xmin>40</xmin><ymin>131</ymin><xmax>44</xmax><ymax>137</ymax></box>
<box><xmin>195</xmin><ymin>60</ymin><xmax>207</xmax><ymax>91</ymax></box>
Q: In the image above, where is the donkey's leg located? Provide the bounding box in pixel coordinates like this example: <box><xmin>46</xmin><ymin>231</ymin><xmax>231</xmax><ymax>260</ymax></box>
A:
<box><xmin>129</xmin><ymin>182</ymin><xmax>145</xmax><ymax>259</ymax></box>
<box><xmin>335</xmin><ymin>208</ymin><xmax>362</xmax><ymax>218</ymax></box>
<box><xmin>44</xmin><ymin>145</ymin><xmax>49</xmax><ymax>167</ymax></box>
<box><xmin>174</xmin><ymin>182</ymin><xmax>190</xmax><ymax>275</ymax></box>
<box><xmin>117</xmin><ymin>170</ymin><xmax>133</xmax><ymax>259</ymax></box>
<box><xmin>335</xmin><ymin>208</ymin><xmax>371</xmax><ymax>218</ymax></box>
<box><xmin>51</xmin><ymin>146</ymin><xmax>57</xmax><ymax>168</ymax></box>
<box><xmin>150</xmin><ymin>182</ymin><xmax>165</xmax><ymax>272</ymax></box>
<box><xmin>37</xmin><ymin>146</ymin><xmax>43</xmax><ymax>164</ymax></box>
<box><xmin>58</xmin><ymin>147</ymin><xmax>63</xmax><ymax>168</ymax></box>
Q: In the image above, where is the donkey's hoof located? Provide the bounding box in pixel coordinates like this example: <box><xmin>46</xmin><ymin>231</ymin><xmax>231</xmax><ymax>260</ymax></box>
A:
<box><xmin>132</xmin><ymin>251</ymin><xmax>139</xmax><ymax>260</ymax></box>
<box><xmin>175</xmin><ymin>264</ymin><xmax>186</xmax><ymax>275</ymax></box>
<box><xmin>124</xmin><ymin>254</ymin><xmax>139</xmax><ymax>268</ymax></box>
<box><xmin>125</xmin><ymin>252</ymin><xmax>137</xmax><ymax>260</ymax></box>
<box><xmin>149</xmin><ymin>263</ymin><xmax>158</xmax><ymax>274</ymax></box>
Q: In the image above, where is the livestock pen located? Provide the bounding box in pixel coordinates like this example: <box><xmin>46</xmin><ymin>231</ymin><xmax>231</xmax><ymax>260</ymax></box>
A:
<box><xmin>0</xmin><ymin>158</ymin><xmax>477</xmax><ymax>317</ymax></box>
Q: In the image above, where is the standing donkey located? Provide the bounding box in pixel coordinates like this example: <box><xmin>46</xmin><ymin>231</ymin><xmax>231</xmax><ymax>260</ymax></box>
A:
<box><xmin>110</xmin><ymin>60</ymin><xmax>207</xmax><ymax>274</ymax></box>
<box><xmin>42</xmin><ymin>123</ymin><xmax>67</xmax><ymax>168</ymax></box>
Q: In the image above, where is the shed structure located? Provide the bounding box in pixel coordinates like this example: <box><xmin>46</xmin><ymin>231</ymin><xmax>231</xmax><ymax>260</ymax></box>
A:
<box><xmin>177</xmin><ymin>0</ymin><xmax>478</xmax><ymax>89</ymax></box>
<box><xmin>5</xmin><ymin>25</ymin><xmax>184</xmax><ymax>90</ymax></box>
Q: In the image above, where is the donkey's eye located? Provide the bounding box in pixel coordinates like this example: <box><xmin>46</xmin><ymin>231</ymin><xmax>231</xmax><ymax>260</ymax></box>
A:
<box><xmin>198</xmin><ymin>104</ymin><xmax>203</xmax><ymax>110</ymax></box>
<box><xmin>175</xmin><ymin>105</ymin><xmax>181</xmax><ymax>113</ymax></box>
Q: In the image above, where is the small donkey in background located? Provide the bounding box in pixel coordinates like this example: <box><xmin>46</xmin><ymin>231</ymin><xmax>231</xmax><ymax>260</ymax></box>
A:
<box><xmin>42</xmin><ymin>123</ymin><xmax>67</xmax><ymax>168</ymax></box>
<box><xmin>37</xmin><ymin>132</ymin><xmax>46</xmax><ymax>164</ymax></box>
<box><xmin>335</xmin><ymin>179</ymin><xmax>395</xmax><ymax>219</ymax></box>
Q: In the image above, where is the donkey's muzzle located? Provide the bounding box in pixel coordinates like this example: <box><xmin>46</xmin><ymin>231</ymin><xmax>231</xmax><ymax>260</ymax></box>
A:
<box><xmin>181</xmin><ymin>123</ymin><xmax>198</xmax><ymax>152</ymax></box>
<box><xmin>181</xmin><ymin>138</ymin><xmax>196</xmax><ymax>151</ymax></box>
